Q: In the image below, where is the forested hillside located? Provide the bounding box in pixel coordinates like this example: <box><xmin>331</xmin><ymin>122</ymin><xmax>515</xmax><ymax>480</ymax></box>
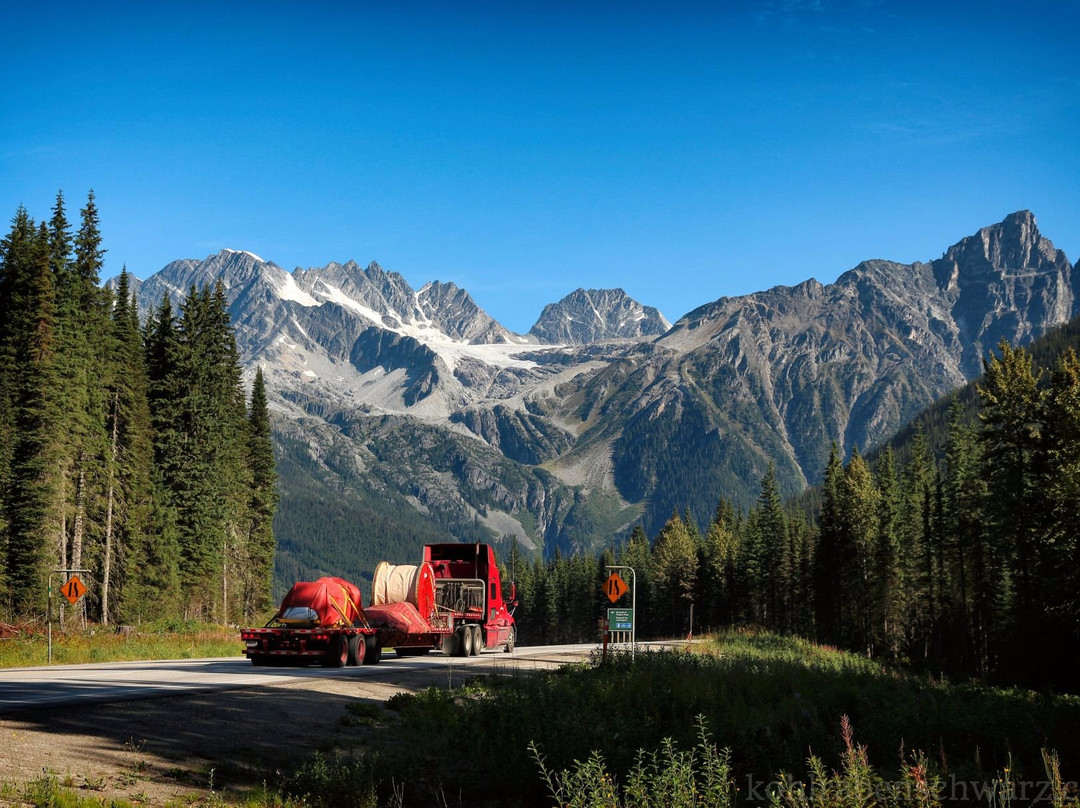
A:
<box><xmin>0</xmin><ymin>193</ymin><xmax>277</xmax><ymax>625</ymax></box>
<box><xmin>514</xmin><ymin>336</ymin><xmax>1080</xmax><ymax>691</ymax></box>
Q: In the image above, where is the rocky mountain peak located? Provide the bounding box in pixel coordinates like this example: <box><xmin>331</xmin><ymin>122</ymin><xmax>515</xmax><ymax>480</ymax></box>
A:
<box><xmin>930</xmin><ymin>211</ymin><xmax>1074</xmax><ymax>374</ymax></box>
<box><xmin>938</xmin><ymin>210</ymin><xmax>1061</xmax><ymax>275</ymax></box>
<box><xmin>416</xmin><ymin>281</ymin><xmax>521</xmax><ymax>344</ymax></box>
<box><xmin>107</xmin><ymin>211</ymin><xmax>1077</xmax><ymax>564</ymax></box>
<box><xmin>529</xmin><ymin>288</ymin><xmax>670</xmax><ymax>345</ymax></box>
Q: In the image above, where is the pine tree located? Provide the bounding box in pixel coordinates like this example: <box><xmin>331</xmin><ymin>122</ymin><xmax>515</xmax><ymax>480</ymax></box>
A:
<box><xmin>60</xmin><ymin>190</ymin><xmax>110</xmax><ymax>618</ymax></box>
<box><xmin>871</xmin><ymin>447</ymin><xmax>904</xmax><ymax>660</ymax></box>
<box><xmin>814</xmin><ymin>444</ymin><xmax>844</xmax><ymax>645</ymax></box>
<box><xmin>161</xmin><ymin>284</ymin><xmax>250</xmax><ymax>619</ymax></box>
<box><xmin>619</xmin><ymin>524</ymin><xmax>652</xmax><ymax>636</ymax></box>
<box><xmin>0</xmin><ymin>210</ymin><xmax>38</xmax><ymax>601</ymax></box>
<box><xmin>942</xmin><ymin>398</ymin><xmax>990</xmax><ymax>674</ymax></box>
<box><xmin>978</xmin><ymin>339</ymin><xmax>1044</xmax><ymax>663</ymax></box>
<box><xmin>755</xmin><ymin>465</ymin><xmax>789</xmax><ymax>631</ymax></box>
<box><xmin>901</xmin><ymin>429</ymin><xmax>936</xmax><ymax>665</ymax></box>
<box><xmin>839</xmin><ymin>447</ymin><xmax>879</xmax><ymax>654</ymax></box>
<box><xmin>697</xmin><ymin>500</ymin><xmax>738</xmax><ymax>630</ymax></box>
<box><xmin>786</xmin><ymin>510</ymin><xmax>815</xmax><ymax>637</ymax></box>
<box><xmin>566</xmin><ymin>552</ymin><xmax>600</xmax><ymax>642</ymax></box>
<box><xmin>533</xmin><ymin>555</ymin><xmax>558</xmax><ymax>644</ymax></box>
<box><xmin>651</xmin><ymin>512</ymin><xmax>697</xmax><ymax>635</ymax></box>
<box><xmin>103</xmin><ymin>269</ymin><xmax>156</xmax><ymax>624</ymax></box>
<box><xmin>142</xmin><ymin>293</ymin><xmax>186</xmax><ymax>620</ymax></box>
<box><xmin>1031</xmin><ymin>349</ymin><xmax>1080</xmax><ymax>680</ymax></box>
<box><xmin>736</xmin><ymin>507</ymin><xmax>765</xmax><ymax>624</ymax></box>
<box><xmin>6</xmin><ymin>223</ymin><xmax>61</xmax><ymax>614</ymax></box>
<box><xmin>243</xmin><ymin>367</ymin><xmax>278</xmax><ymax>619</ymax></box>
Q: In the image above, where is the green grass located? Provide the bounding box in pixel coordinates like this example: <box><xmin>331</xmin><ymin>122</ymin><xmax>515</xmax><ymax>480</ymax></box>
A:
<box><xmin>375</xmin><ymin>630</ymin><xmax>1080</xmax><ymax>806</ymax></box>
<box><xmin>3</xmin><ymin>770</ymin><xmax>306</xmax><ymax>808</ymax></box>
<box><xmin>4</xmin><ymin>629</ymin><xmax>1078</xmax><ymax>806</ymax></box>
<box><xmin>0</xmin><ymin>619</ymin><xmax>243</xmax><ymax>668</ymax></box>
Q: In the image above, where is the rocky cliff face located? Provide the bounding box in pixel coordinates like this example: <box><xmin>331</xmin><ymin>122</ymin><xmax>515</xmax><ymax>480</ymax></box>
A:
<box><xmin>930</xmin><ymin>210</ymin><xmax>1076</xmax><ymax>375</ymax></box>
<box><xmin>115</xmin><ymin>211</ymin><xmax>1076</xmax><ymax>560</ymax></box>
<box><xmin>529</xmin><ymin>288</ymin><xmax>671</xmax><ymax>344</ymax></box>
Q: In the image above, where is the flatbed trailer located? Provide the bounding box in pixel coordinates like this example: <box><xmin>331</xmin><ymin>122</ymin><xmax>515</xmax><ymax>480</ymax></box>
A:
<box><xmin>240</xmin><ymin>543</ymin><xmax>516</xmax><ymax>667</ymax></box>
<box><xmin>241</xmin><ymin>624</ymin><xmax>378</xmax><ymax>667</ymax></box>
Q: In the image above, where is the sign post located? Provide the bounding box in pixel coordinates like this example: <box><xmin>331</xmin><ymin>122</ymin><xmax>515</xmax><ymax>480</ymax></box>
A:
<box><xmin>48</xmin><ymin>569</ymin><xmax>90</xmax><ymax>665</ymax></box>
<box><xmin>604</xmin><ymin>565</ymin><xmax>636</xmax><ymax>659</ymax></box>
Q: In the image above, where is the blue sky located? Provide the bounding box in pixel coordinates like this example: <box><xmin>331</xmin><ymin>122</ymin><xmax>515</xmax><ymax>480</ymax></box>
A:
<box><xmin>2</xmin><ymin>1</ymin><xmax>1077</xmax><ymax>333</ymax></box>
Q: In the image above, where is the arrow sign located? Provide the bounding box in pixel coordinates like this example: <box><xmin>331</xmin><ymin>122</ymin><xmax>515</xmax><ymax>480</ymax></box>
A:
<box><xmin>61</xmin><ymin>575</ymin><xmax>87</xmax><ymax>605</ymax></box>
<box><xmin>604</xmin><ymin>573</ymin><xmax>628</xmax><ymax>603</ymax></box>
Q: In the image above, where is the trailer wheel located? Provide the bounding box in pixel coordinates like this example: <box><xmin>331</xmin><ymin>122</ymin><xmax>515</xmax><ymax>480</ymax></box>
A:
<box><xmin>470</xmin><ymin>625</ymin><xmax>483</xmax><ymax>655</ymax></box>
<box><xmin>441</xmin><ymin>632</ymin><xmax>459</xmax><ymax>656</ymax></box>
<box><xmin>363</xmin><ymin>636</ymin><xmax>382</xmax><ymax>665</ymax></box>
<box><xmin>250</xmin><ymin>654</ymin><xmax>268</xmax><ymax>666</ymax></box>
<box><xmin>324</xmin><ymin>635</ymin><xmax>348</xmax><ymax>668</ymax></box>
<box><xmin>347</xmin><ymin>634</ymin><xmax>365</xmax><ymax>666</ymax></box>
<box><xmin>458</xmin><ymin>624</ymin><xmax>474</xmax><ymax>657</ymax></box>
<box><xmin>504</xmin><ymin>626</ymin><xmax>516</xmax><ymax>653</ymax></box>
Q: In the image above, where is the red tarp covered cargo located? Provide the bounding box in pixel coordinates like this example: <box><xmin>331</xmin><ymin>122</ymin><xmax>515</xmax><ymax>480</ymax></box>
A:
<box><xmin>364</xmin><ymin>601</ymin><xmax>433</xmax><ymax>634</ymax></box>
<box><xmin>276</xmin><ymin>577</ymin><xmax>365</xmax><ymax>627</ymax></box>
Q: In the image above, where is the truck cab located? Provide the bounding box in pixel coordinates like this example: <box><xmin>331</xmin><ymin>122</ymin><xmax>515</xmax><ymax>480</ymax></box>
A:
<box><xmin>424</xmin><ymin>542</ymin><xmax>517</xmax><ymax>652</ymax></box>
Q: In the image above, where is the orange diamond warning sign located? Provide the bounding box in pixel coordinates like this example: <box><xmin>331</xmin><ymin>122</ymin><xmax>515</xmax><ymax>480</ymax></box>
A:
<box><xmin>604</xmin><ymin>573</ymin><xmax>628</xmax><ymax>603</ymax></box>
<box><xmin>61</xmin><ymin>575</ymin><xmax>87</xmax><ymax>605</ymax></box>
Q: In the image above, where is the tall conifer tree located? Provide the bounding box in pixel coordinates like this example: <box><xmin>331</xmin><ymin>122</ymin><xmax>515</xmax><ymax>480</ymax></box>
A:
<box><xmin>243</xmin><ymin>367</ymin><xmax>278</xmax><ymax>618</ymax></box>
<box><xmin>755</xmin><ymin>465</ymin><xmax>789</xmax><ymax>631</ymax></box>
<box><xmin>814</xmin><ymin>444</ymin><xmax>844</xmax><ymax>645</ymax></box>
<box><xmin>872</xmin><ymin>447</ymin><xmax>904</xmax><ymax>659</ymax></box>
<box><xmin>101</xmin><ymin>269</ymin><xmax>156</xmax><ymax>623</ymax></box>
<box><xmin>978</xmin><ymin>340</ymin><xmax>1044</xmax><ymax>656</ymax></box>
<box><xmin>7</xmin><ymin>224</ymin><xmax>61</xmax><ymax>613</ymax></box>
<box><xmin>651</xmin><ymin>512</ymin><xmax>697</xmax><ymax>635</ymax></box>
<box><xmin>840</xmin><ymin>447</ymin><xmax>879</xmax><ymax>654</ymax></box>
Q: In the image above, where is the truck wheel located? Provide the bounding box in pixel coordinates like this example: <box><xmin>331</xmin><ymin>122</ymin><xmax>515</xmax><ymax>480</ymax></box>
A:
<box><xmin>347</xmin><ymin>634</ymin><xmax>365</xmax><ymax>666</ymax></box>
<box><xmin>458</xmin><ymin>625</ymin><xmax>474</xmax><ymax>657</ymax></box>
<box><xmin>363</xmin><ymin>636</ymin><xmax>382</xmax><ymax>665</ymax></box>
<box><xmin>441</xmin><ymin>632</ymin><xmax>459</xmax><ymax>656</ymax></box>
<box><xmin>470</xmin><ymin>625</ymin><xmax>483</xmax><ymax>655</ymax></box>
<box><xmin>324</xmin><ymin>635</ymin><xmax>348</xmax><ymax>668</ymax></box>
<box><xmin>250</xmin><ymin>654</ymin><xmax>268</xmax><ymax>666</ymax></box>
<box><xmin>504</xmin><ymin>626</ymin><xmax>516</xmax><ymax>653</ymax></box>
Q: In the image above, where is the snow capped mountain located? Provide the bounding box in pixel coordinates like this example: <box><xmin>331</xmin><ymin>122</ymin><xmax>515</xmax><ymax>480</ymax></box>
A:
<box><xmin>112</xmin><ymin>211</ymin><xmax>1078</xmax><ymax>574</ymax></box>
<box><xmin>128</xmin><ymin>254</ymin><xmax>563</xmax><ymax>412</ymax></box>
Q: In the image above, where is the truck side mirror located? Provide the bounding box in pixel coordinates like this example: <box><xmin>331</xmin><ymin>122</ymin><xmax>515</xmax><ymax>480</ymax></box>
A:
<box><xmin>508</xmin><ymin>582</ymin><xmax>517</xmax><ymax>607</ymax></box>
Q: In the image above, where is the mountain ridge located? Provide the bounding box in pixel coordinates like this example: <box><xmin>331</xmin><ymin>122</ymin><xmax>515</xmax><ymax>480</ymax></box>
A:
<box><xmin>111</xmin><ymin>210</ymin><xmax>1075</xmax><ymax>584</ymax></box>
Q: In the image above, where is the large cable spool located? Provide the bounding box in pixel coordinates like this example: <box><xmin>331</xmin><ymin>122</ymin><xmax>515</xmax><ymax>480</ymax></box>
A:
<box><xmin>370</xmin><ymin>561</ymin><xmax>436</xmax><ymax>618</ymax></box>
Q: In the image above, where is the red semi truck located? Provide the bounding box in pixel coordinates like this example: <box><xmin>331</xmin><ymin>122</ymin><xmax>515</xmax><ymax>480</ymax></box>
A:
<box><xmin>240</xmin><ymin>542</ymin><xmax>517</xmax><ymax>667</ymax></box>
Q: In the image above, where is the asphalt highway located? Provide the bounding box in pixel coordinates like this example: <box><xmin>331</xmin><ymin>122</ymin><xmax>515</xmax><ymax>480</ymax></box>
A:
<box><xmin>0</xmin><ymin>642</ymin><xmax>600</xmax><ymax>713</ymax></box>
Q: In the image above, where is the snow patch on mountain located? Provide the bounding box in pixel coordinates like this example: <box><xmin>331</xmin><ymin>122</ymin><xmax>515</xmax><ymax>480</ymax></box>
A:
<box><xmin>273</xmin><ymin>276</ymin><xmax>547</xmax><ymax>373</ymax></box>
<box><xmin>313</xmin><ymin>280</ymin><xmax>384</xmax><ymax>323</ymax></box>
<box><xmin>224</xmin><ymin>248</ymin><xmax>265</xmax><ymax>262</ymax></box>
<box><xmin>274</xmin><ymin>272</ymin><xmax>319</xmax><ymax>306</ymax></box>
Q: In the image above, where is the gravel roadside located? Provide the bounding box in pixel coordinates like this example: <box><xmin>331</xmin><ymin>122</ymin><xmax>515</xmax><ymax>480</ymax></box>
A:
<box><xmin>0</xmin><ymin>652</ymin><xmax>571</xmax><ymax>805</ymax></box>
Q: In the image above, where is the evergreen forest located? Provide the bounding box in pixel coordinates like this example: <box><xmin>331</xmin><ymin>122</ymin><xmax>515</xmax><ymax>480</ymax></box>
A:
<box><xmin>0</xmin><ymin>193</ymin><xmax>277</xmax><ymax>626</ymax></box>
<box><xmin>510</xmin><ymin>337</ymin><xmax>1080</xmax><ymax>691</ymax></box>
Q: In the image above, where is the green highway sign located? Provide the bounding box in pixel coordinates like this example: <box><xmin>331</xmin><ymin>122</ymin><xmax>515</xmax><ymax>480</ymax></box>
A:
<box><xmin>608</xmin><ymin>608</ymin><xmax>633</xmax><ymax>631</ymax></box>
